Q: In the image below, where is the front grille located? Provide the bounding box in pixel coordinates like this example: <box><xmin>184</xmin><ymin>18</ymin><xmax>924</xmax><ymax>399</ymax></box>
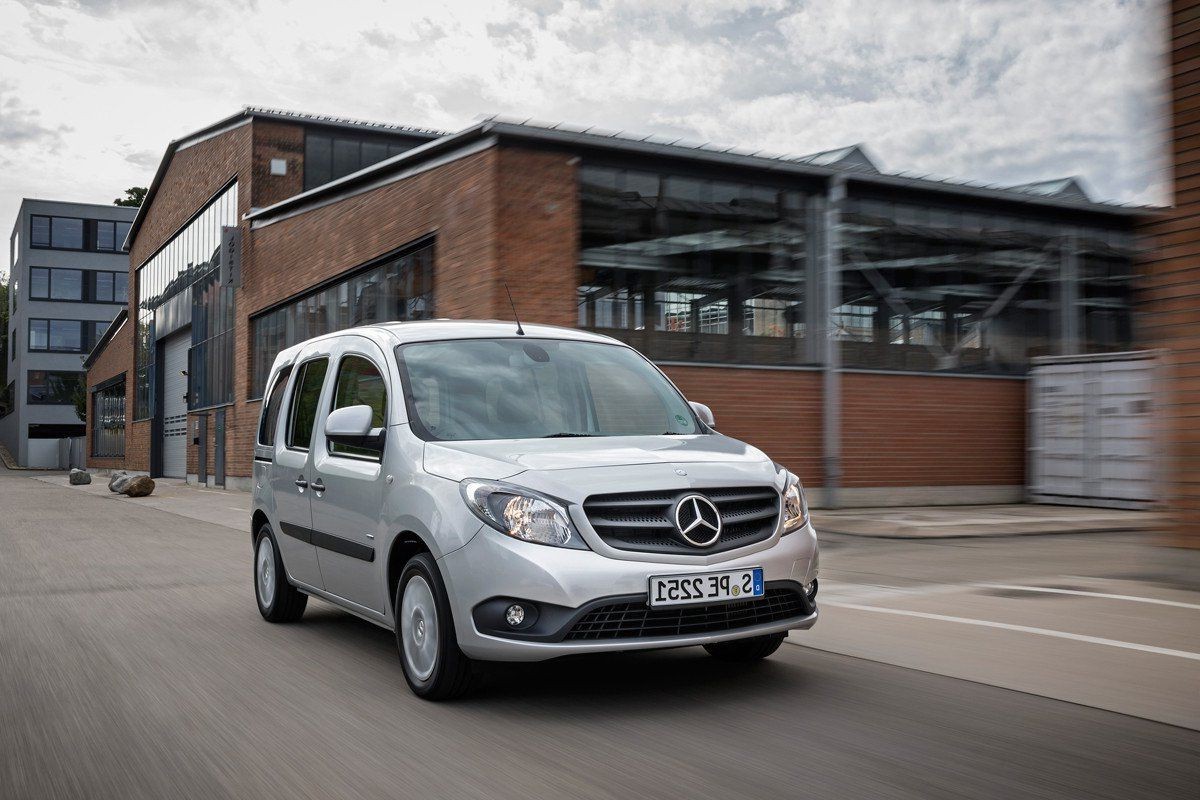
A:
<box><xmin>583</xmin><ymin>486</ymin><xmax>780</xmax><ymax>554</ymax></box>
<box><xmin>564</xmin><ymin>587</ymin><xmax>808</xmax><ymax>641</ymax></box>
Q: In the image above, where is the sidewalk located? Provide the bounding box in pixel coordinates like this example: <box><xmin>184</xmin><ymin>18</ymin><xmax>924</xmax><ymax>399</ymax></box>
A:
<box><xmin>33</xmin><ymin>474</ymin><xmax>251</xmax><ymax>533</ymax></box>
<box><xmin>812</xmin><ymin>504</ymin><xmax>1159</xmax><ymax>538</ymax></box>
<box><xmin>35</xmin><ymin>472</ymin><xmax>1159</xmax><ymax>539</ymax></box>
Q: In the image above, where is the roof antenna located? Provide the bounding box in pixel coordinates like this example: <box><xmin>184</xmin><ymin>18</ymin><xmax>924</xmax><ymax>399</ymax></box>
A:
<box><xmin>503</xmin><ymin>281</ymin><xmax>525</xmax><ymax>336</ymax></box>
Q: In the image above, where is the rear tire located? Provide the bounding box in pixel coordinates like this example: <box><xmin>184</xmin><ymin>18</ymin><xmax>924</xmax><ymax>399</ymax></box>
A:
<box><xmin>254</xmin><ymin>525</ymin><xmax>307</xmax><ymax>623</ymax></box>
<box><xmin>703</xmin><ymin>632</ymin><xmax>786</xmax><ymax>661</ymax></box>
<box><xmin>395</xmin><ymin>553</ymin><xmax>476</xmax><ymax>700</ymax></box>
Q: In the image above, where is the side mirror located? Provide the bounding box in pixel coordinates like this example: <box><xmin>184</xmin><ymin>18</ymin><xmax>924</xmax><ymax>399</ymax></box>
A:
<box><xmin>689</xmin><ymin>401</ymin><xmax>716</xmax><ymax>429</ymax></box>
<box><xmin>325</xmin><ymin>404</ymin><xmax>385</xmax><ymax>452</ymax></box>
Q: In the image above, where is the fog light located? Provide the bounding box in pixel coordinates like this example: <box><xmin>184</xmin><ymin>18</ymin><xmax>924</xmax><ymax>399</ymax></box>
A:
<box><xmin>804</xmin><ymin>579</ymin><xmax>818</xmax><ymax>600</ymax></box>
<box><xmin>505</xmin><ymin>604</ymin><xmax>526</xmax><ymax>627</ymax></box>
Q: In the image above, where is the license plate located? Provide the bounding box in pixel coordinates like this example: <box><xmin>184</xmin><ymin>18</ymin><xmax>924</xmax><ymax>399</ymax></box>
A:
<box><xmin>649</xmin><ymin>567</ymin><xmax>764</xmax><ymax>608</ymax></box>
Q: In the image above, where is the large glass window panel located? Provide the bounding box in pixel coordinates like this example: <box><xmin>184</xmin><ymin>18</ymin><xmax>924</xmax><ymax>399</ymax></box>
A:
<box><xmin>361</xmin><ymin>140</ymin><xmax>389</xmax><ymax>167</ymax></box>
<box><xmin>332</xmin><ymin>138</ymin><xmax>360</xmax><ymax>180</ymax></box>
<box><xmin>29</xmin><ymin>319</ymin><xmax>48</xmax><ymax>350</ymax></box>
<box><xmin>305</xmin><ymin>134</ymin><xmax>333</xmax><ymax>190</ymax></box>
<box><xmin>48</xmin><ymin>320</ymin><xmax>82</xmax><ymax>351</ymax></box>
<box><xmin>330</xmin><ymin>355</ymin><xmax>387</xmax><ymax>458</ymax></box>
<box><xmin>248</xmin><ymin>241</ymin><xmax>435</xmax><ymax>397</ymax></box>
<box><xmin>839</xmin><ymin>199</ymin><xmax>1062</xmax><ymax>373</ymax></box>
<box><xmin>50</xmin><ymin>268</ymin><xmax>82</xmax><ymax>300</ymax></box>
<box><xmin>31</xmin><ymin>216</ymin><xmax>50</xmax><ymax>247</ymax></box>
<box><xmin>95</xmin><ymin>221</ymin><xmax>116</xmax><ymax>251</ymax></box>
<box><xmin>578</xmin><ymin>165</ymin><xmax>811</xmax><ymax>366</ymax></box>
<box><xmin>96</xmin><ymin>272</ymin><xmax>114</xmax><ymax>302</ymax></box>
<box><xmin>30</xmin><ymin>267</ymin><xmax>49</xmax><ymax>299</ymax></box>
<box><xmin>28</xmin><ymin>370</ymin><xmax>83</xmax><ymax>404</ymax></box>
<box><xmin>51</xmin><ymin>218</ymin><xmax>83</xmax><ymax>249</ymax></box>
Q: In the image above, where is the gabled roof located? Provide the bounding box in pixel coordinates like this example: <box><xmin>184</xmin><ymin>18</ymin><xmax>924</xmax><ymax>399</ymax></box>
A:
<box><xmin>246</xmin><ymin>117</ymin><xmax>1149</xmax><ymax>227</ymax></box>
<box><xmin>82</xmin><ymin>308</ymin><xmax>127</xmax><ymax>370</ymax></box>
<box><xmin>791</xmin><ymin>143</ymin><xmax>879</xmax><ymax>173</ymax></box>
<box><xmin>1006</xmin><ymin>177</ymin><xmax>1092</xmax><ymax>202</ymax></box>
<box><xmin>123</xmin><ymin>107</ymin><xmax>447</xmax><ymax>253</ymax></box>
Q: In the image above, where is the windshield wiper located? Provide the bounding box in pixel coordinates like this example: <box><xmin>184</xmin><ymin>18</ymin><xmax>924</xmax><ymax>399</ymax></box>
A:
<box><xmin>541</xmin><ymin>432</ymin><xmax>598</xmax><ymax>438</ymax></box>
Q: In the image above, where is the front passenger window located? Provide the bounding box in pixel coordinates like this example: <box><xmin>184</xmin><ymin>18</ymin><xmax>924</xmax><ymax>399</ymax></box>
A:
<box><xmin>288</xmin><ymin>358</ymin><xmax>329</xmax><ymax>450</ymax></box>
<box><xmin>330</xmin><ymin>355</ymin><xmax>386</xmax><ymax>458</ymax></box>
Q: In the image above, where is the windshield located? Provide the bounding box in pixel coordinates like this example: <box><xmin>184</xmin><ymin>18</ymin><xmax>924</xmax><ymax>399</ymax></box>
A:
<box><xmin>395</xmin><ymin>338</ymin><xmax>701</xmax><ymax>441</ymax></box>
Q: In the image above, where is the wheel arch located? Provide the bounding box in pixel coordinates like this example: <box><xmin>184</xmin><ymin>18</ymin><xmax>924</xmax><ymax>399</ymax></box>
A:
<box><xmin>251</xmin><ymin>509</ymin><xmax>270</xmax><ymax>547</ymax></box>
<box><xmin>387</xmin><ymin>530</ymin><xmax>433</xmax><ymax>613</ymax></box>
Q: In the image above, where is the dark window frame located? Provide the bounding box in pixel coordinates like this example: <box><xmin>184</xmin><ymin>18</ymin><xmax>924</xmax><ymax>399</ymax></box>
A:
<box><xmin>26</xmin><ymin>370</ymin><xmax>84</xmax><ymax>405</ymax></box>
<box><xmin>257</xmin><ymin>364</ymin><xmax>294</xmax><ymax>447</ymax></box>
<box><xmin>30</xmin><ymin>215</ymin><xmax>130</xmax><ymax>253</ymax></box>
<box><xmin>27</xmin><ymin>267</ymin><xmax>126</xmax><ymax>305</ymax></box>
<box><xmin>285</xmin><ymin>357</ymin><xmax>330</xmax><ymax>452</ymax></box>
<box><xmin>327</xmin><ymin>352</ymin><xmax>387</xmax><ymax>461</ymax></box>
<box><xmin>27</xmin><ymin>318</ymin><xmax>111</xmax><ymax>354</ymax></box>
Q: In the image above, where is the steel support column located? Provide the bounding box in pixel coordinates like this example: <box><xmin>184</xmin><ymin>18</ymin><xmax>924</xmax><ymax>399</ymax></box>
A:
<box><xmin>822</xmin><ymin>176</ymin><xmax>846</xmax><ymax>508</ymax></box>
<box><xmin>1060</xmin><ymin>232</ymin><xmax>1080</xmax><ymax>356</ymax></box>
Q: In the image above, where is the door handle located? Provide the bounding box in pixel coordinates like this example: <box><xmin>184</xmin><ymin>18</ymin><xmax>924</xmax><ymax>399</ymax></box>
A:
<box><xmin>294</xmin><ymin>477</ymin><xmax>309</xmax><ymax>489</ymax></box>
<box><xmin>310</xmin><ymin>479</ymin><xmax>326</xmax><ymax>493</ymax></box>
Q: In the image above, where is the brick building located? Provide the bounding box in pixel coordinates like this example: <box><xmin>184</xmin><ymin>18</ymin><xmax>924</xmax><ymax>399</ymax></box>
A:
<box><xmin>85</xmin><ymin>106</ymin><xmax>1141</xmax><ymax>505</ymax></box>
<box><xmin>1140</xmin><ymin>0</ymin><xmax>1200</xmax><ymax>549</ymax></box>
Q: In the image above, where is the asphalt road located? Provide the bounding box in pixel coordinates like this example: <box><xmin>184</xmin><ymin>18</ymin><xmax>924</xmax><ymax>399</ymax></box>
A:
<box><xmin>1</xmin><ymin>470</ymin><xmax>1197</xmax><ymax>800</ymax></box>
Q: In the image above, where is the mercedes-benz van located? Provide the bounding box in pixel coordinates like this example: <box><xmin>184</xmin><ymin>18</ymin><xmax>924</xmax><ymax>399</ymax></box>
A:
<box><xmin>251</xmin><ymin>320</ymin><xmax>819</xmax><ymax>699</ymax></box>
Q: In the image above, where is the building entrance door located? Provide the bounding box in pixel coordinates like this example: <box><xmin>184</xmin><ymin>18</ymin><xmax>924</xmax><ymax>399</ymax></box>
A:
<box><xmin>161</xmin><ymin>330</ymin><xmax>190</xmax><ymax>478</ymax></box>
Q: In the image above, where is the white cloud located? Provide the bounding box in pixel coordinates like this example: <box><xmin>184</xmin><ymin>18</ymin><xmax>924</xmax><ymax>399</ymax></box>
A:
<box><xmin>0</xmin><ymin>0</ymin><xmax>1166</xmax><ymax>233</ymax></box>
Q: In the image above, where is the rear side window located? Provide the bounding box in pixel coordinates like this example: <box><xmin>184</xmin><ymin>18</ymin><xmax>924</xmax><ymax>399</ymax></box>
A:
<box><xmin>287</xmin><ymin>358</ymin><xmax>329</xmax><ymax>450</ymax></box>
<box><xmin>257</xmin><ymin>365</ymin><xmax>293</xmax><ymax>446</ymax></box>
<box><xmin>329</xmin><ymin>355</ymin><xmax>387</xmax><ymax>458</ymax></box>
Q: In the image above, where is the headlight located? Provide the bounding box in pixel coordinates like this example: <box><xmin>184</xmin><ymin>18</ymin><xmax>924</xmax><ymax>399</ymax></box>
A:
<box><xmin>782</xmin><ymin>474</ymin><xmax>809</xmax><ymax>534</ymax></box>
<box><xmin>460</xmin><ymin>479</ymin><xmax>587</xmax><ymax>549</ymax></box>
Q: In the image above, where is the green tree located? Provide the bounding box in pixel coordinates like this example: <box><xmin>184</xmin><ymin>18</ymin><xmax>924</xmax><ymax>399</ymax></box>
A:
<box><xmin>71</xmin><ymin>375</ymin><xmax>87</xmax><ymax>424</ymax></box>
<box><xmin>113</xmin><ymin>187</ymin><xmax>147</xmax><ymax>207</ymax></box>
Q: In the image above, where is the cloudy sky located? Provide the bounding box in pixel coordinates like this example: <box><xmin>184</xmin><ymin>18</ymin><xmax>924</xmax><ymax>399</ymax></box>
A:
<box><xmin>0</xmin><ymin>0</ymin><xmax>1166</xmax><ymax>258</ymax></box>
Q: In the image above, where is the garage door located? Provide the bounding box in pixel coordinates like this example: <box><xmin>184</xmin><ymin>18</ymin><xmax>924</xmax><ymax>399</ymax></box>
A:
<box><xmin>162</xmin><ymin>330</ymin><xmax>190</xmax><ymax>478</ymax></box>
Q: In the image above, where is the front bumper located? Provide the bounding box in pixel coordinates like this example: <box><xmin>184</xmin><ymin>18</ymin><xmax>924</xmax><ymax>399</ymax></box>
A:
<box><xmin>438</xmin><ymin>522</ymin><xmax>819</xmax><ymax>662</ymax></box>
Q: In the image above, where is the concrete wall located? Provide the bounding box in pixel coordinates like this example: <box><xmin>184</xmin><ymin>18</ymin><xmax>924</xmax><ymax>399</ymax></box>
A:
<box><xmin>7</xmin><ymin>199</ymin><xmax>133</xmax><ymax>467</ymax></box>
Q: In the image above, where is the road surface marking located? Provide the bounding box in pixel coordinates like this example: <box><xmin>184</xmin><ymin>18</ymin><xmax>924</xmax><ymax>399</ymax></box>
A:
<box><xmin>823</xmin><ymin>601</ymin><xmax>1200</xmax><ymax>661</ymax></box>
<box><xmin>976</xmin><ymin>584</ymin><xmax>1200</xmax><ymax>611</ymax></box>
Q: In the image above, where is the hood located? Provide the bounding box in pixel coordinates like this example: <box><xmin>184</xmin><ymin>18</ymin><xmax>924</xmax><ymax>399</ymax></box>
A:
<box><xmin>422</xmin><ymin>433</ymin><xmax>769</xmax><ymax>482</ymax></box>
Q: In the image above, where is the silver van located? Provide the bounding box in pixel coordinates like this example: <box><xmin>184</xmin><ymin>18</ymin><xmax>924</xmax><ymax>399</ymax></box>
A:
<box><xmin>252</xmin><ymin>321</ymin><xmax>819</xmax><ymax>699</ymax></box>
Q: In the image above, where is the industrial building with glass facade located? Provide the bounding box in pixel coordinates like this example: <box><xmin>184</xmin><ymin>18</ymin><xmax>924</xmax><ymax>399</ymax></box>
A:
<box><xmin>84</xmin><ymin>108</ymin><xmax>1141</xmax><ymax>504</ymax></box>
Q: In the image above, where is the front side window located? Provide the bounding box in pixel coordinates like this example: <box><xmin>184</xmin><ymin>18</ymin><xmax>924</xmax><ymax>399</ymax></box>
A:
<box><xmin>395</xmin><ymin>338</ymin><xmax>699</xmax><ymax>442</ymax></box>
<box><xmin>258</xmin><ymin>365</ymin><xmax>293</xmax><ymax>446</ymax></box>
<box><xmin>287</xmin><ymin>359</ymin><xmax>328</xmax><ymax>450</ymax></box>
<box><xmin>330</xmin><ymin>355</ymin><xmax>386</xmax><ymax>458</ymax></box>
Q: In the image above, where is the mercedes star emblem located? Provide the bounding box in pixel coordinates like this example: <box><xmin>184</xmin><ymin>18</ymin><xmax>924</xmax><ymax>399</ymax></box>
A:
<box><xmin>673</xmin><ymin>494</ymin><xmax>722</xmax><ymax>547</ymax></box>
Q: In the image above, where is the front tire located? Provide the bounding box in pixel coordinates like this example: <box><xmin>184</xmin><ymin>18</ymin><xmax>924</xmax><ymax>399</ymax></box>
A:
<box><xmin>395</xmin><ymin>553</ymin><xmax>475</xmax><ymax>700</ymax></box>
<box><xmin>254</xmin><ymin>525</ymin><xmax>307</xmax><ymax>623</ymax></box>
<box><xmin>703</xmin><ymin>632</ymin><xmax>786</xmax><ymax>661</ymax></box>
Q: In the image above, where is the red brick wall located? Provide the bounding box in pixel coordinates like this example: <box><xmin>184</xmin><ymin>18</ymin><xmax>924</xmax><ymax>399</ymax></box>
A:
<box><xmin>84</xmin><ymin>317</ymin><xmax>134</xmax><ymax>471</ymax></box>
<box><xmin>663</xmin><ymin>366</ymin><xmax>824</xmax><ymax>486</ymax></box>
<box><xmin>495</xmin><ymin>147</ymin><xmax>579</xmax><ymax>327</ymax></box>
<box><xmin>251</xmin><ymin>121</ymin><xmax>305</xmax><ymax>209</ymax></box>
<box><xmin>121</xmin><ymin>120</ymin><xmax>258</xmax><ymax>477</ymax></box>
<box><xmin>841</xmin><ymin>373</ymin><xmax>1025</xmax><ymax>488</ymax></box>
<box><xmin>1139</xmin><ymin>0</ymin><xmax>1200</xmax><ymax>546</ymax></box>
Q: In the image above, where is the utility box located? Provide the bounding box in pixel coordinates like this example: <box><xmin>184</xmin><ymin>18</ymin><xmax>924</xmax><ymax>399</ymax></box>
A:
<box><xmin>1028</xmin><ymin>351</ymin><xmax>1159</xmax><ymax>509</ymax></box>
